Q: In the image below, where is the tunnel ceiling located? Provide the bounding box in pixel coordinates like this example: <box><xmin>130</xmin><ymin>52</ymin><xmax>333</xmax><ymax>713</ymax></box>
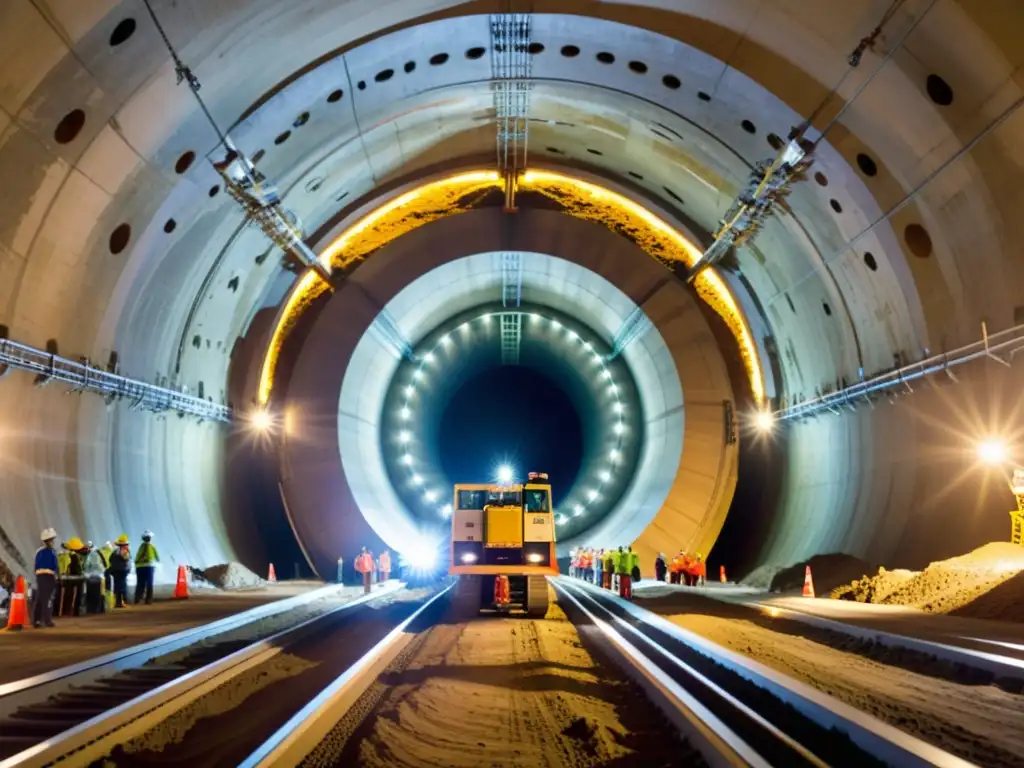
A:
<box><xmin>2</xmin><ymin>0</ymin><xmax>1023</xmax><ymax>575</ymax></box>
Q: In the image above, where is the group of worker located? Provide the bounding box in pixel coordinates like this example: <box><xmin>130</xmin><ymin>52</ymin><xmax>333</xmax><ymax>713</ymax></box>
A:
<box><xmin>30</xmin><ymin>527</ymin><xmax>161</xmax><ymax>628</ymax></box>
<box><xmin>568</xmin><ymin>546</ymin><xmax>640</xmax><ymax>599</ymax></box>
<box><xmin>352</xmin><ymin>547</ymin><xmax>392</xmax><ymax>594</ymax></box>
<box><xmin>657</xmin><ymin>551</ymin><xmax>707</xmax><ymax>586</ymax></box>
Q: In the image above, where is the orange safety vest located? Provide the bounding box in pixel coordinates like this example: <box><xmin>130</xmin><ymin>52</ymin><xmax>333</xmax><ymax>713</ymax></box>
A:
<box><xmin>379</xmin><ymin>552</ymin><xmax>391</xmax><ymax>571</ymax></box>
<box><xmin>355</xmin><ymin>553</ymin><xmax>374</xmax><ymax>573</ymax></box>
<box><xmin>670</xmin><ymin>555</ymin><xmax>686</xmax><ymax>573</ymax></box>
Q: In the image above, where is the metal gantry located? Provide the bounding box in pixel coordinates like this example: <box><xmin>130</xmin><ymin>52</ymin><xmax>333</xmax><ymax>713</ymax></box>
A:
<box><xmin>371</xmin><ymin>307</ymin><xmax>414</xmax><ymax>361</ymax></box>
<box><xmin>608</xmin><ymin>305</ymin><xmax>653</xmax><ymax>360</ymax></box>
<box><xmin>490</xmin><ymin>13</ymin><xmax>533</xmax><ymax>209</ymax></box>
<box><xmin>0</xmin><ymin>336</ymin><xmax>230</xmax><ymax>423</ymax></box>
<box><xmin>500</xmin><ymin>252</ymin><xmax>523</xmax><ymax>364</ymax></box>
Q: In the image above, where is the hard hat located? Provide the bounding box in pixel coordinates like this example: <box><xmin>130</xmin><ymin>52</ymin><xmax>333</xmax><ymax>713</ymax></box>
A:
<box><xmin>40</xmin><ymin>527</ymin><xmax>57</xmax><ymax>541</ymax></box>
<box><xmin>86</xmin><ymin>541</ymin><xmax>94</xmax><ymax>549</ymax></box>
<box><xmin>115</xmin><ymin>534</ymin><xmax>129</xmax><ymax>545</ymax></box>
<box><xmin>141</xmin><ymin>529</ymin><xmax>153</xmax><ymax>539</ymax></box>
<box><xmin>66</xmin><ymin>536</ymin><xmax>84</xmax><ymax>551</ymax></box>
<box><xmin>105</xmin><ymin>541</ymin><xmax>113</xmax><ymax>549</ymax></box>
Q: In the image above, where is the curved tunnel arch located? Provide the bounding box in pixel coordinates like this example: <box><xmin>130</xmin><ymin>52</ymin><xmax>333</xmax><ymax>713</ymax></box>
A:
<box><xmin>0</xmin><ymin>1</ymin><xmax>1021</xmax><ymax>582</ymax></box>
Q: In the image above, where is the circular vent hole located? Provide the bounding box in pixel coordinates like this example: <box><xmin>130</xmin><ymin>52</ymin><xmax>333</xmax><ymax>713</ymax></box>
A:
<box><xmin>54</xmin><ymin>109</ymin><xmax>86</xmax><ymax>144</ymax></box>
<box><xmin>374</xmin><ymin>69</ymin><xmax>394</xmax><ymax>83</ymax></box>
<box><xmin>904</xmin><ymin>224</ymin><xmax>933</xmax><ymax>258</ymax></box>
<box><xmin>586</xmin><ymin>148</ymin><xmax>603</xmax><ymax>156</ymax></box>
<box><xmin>662</xmin><ymin>74</ymin><xmax>681</xmax><ymax>89</ymax></box>
<box><xmin>767</xmin><ymin>133</ymin><xmax>783</xmax><ymax>150</ymax></box>
<box><xmin>109</xmin><ymin>224</ymin><xmax>131</xmax><ymax>254</ymax></box>
<box><xmin>628</xmin><ymin>171</ymin><xmax>644</xmax><ymax>180</ymax></box>
<box><xmin>664</xmin><ymin>186</ymin><xmax>683</xmax><ymax>204</ymax></box>
<box><xmin>823</xmin><ymin>302</ymin><xmax>832</xmax><ymax>317</ymax></box>
<box><xmin>357</xmin><ymin>80</ymin><xmax>366</xmax><ymax>91</ymax></box>
<box><xmin>596</xmin><ymin>51</ymin><xmax>615</xmax><ymax>64</ymax></box>
<box><xmin>208</xmin><ymin>185</ymin><xmax>220</xmax><ymax>198</ymax></box>
<box><xmin>545</xmin><ymin>147</ymin><xmax>564</xmax><ymax>154</ymax></box>
<box><xmin>863</xmin><ymin>252</ymin><xmax>878</xmax><ymax>271</ymax></box>
<box><xmin>829</xmin><ymin>199</ymin><xmax>843</xmax><ymax>213</ymax></box>
<box><xmin>274</xmin><ymin>130</ymin><xmax>291</xmax><ymax>145</ymax></box>
<box><xmin>466</xmin><ymin>47</ymin><xmax>486</xmax><ymax>60</ymax></box>
<box><xmin>814</xmin><ymin>171</ymin><xmax>828</xmax><ymax>187</ymax></box>
<box><xmin>404</xmin><ymin>61</ymin><xmax>416</xmax><ymax>73</ymax></box>
<box><xmin>697</xmin><ymin>91</ymin><xmax>711</xmax><ymax>102</ymax></box>
<box><xmin>926</xmin><ymin>74</ymin><xmax>953</xmax><ymax>106</ymax></box>
<box><xmin>293</xmin><ymin>112</ymin><xmax>310</xmax><ymax>128</ymax></box>
<box><xmin>163</xmin><ymin>219</ymin><xmax>176</xmax><ymax>234</ymax></box>
<box><xmin>741</xmin><ymin>119</ymin><xmax>756</xmax><ymax>134</ymax></box>
<box><xmin>528</xmin><ymin>42</ymin><xmax>544</xmax><ymax>54</ymax></box>
<box><xmin>561</xmin><ymin>45</ymin><xmax>580</xmax><ymax>57</ymax></box>
<box><xmin>109</xmin><ymin>18</ymin><xmax>136</xmax><ymax>46</ymax></box>
<box><xmin>628</xmin><ymin>60</ymin><xmax>648</xmax><ymax>74</ymax></box>
<box><xmin>856</xmin><ymin>153</ymin><xmax>878</xmax><ymax>177</ymax></box>
<box><xmin>174</xmin><ymin>150</ymin><xmax>195</xmax><ymax>174</ymax></box>
<box><xmin>327</xmin><ymin>89</ymin><xmax>343</xmax><ymax>103</ymax></box>
<box><xmin>430</xmin><ymin>53</ymin><xmax>449</xmax><ymax>66</ymax></box>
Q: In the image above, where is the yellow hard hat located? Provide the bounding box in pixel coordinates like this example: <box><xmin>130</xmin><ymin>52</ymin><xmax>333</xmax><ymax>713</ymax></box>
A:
<box><xmin>66</xmin><ymin>536</ymin><xmax>84</xmax><ymax>551</ymax></box>
<box><xmin>115</xmin><ymin>534</ymin><xmax>129</xmax><ymax>545</ymax></box>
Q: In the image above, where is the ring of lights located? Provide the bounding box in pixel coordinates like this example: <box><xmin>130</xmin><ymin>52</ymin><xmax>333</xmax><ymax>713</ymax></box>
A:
<box><xmin>276</xmin><ymin>207</ymin><xmax>737</xmax><ymax>578</ymax></box>
<box><xmin>378</xmin><ymin>300</ymin><xmax>645</xmax><ymax>535</ymax></box>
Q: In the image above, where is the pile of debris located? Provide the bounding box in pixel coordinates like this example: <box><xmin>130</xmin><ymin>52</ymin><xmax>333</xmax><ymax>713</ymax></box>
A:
<box><xmin>201</xmin><ymin>562</ymin><xmax>266</xmax><ymax>590</ymax></box>
<box><xmin>830</xmin><ymin>567</ymin><xmax>916</xmax><ymax>603</ymax></box>
<box><xmin>768</xmin><ymin>553</ymin><xmax>874</xmax><ymax>596</ymax></box>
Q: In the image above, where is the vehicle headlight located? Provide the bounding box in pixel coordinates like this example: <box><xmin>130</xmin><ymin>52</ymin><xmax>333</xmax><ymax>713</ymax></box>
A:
<box><xmin>527</xmin><ymin>553</ymin><xmax>544</xmax><ymax>563</ymax></box>
<box><xmin>460</xmin><ymin>553</ymin><xmax>478</xmax><ymax>564</ymax></box>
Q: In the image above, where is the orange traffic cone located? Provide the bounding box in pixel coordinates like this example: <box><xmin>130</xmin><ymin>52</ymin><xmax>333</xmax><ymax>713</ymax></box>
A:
<box><xmin>267</xmin><ymin>563</ymin><xmax>277</xmax><ymax>583</ymax></box>
<box><xmin>720</xmin><ymin>565</ymin><xmax>727</xmax><ymax>583</ymax></box>
<box><xmin>173</xmin><ymin>565</ymin><xmax>189</xmax><ymax>599</ymax></box>
<box><xmin>802</xmin><ymin>565</ymin><xmax>815</xmax><ymax>598</ymax></box>
<box><xmin>6</xmin><ymin>576</ymin><xmax>28</xmax><ymax>631</ymax></box>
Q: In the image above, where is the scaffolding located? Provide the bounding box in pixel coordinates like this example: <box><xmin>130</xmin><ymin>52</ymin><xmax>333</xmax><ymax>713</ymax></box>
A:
<box><xmin>0</xmin><ymin>336</ymin><xmax>230</xmax><ymax>423</ymax></box>
<box><xmin>490</xmin><ymin>13</ymin><xmax>533</xmax><ymax>209</ymax></box>
<box><xmin>608</xmin><ymin>305</ymin><xmax>653</xmax><ymax>360</ymax></box>
<box><xmin>1011</xmin><ymin>470</ymin><xmax>1024</xmax><ymax>546</ymax></box>
<box><xmin>499</xmin><ymin>252</ymin><xmax>523</xmax><ymax>365</ymax></box>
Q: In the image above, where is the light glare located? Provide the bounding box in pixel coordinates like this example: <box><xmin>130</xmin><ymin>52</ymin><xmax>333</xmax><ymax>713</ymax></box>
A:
<box><xmin>497</xmin><ymin>465</ymin><xmax>514</xmax><ymax>484</ymax></box>
<box><xmin>977</xmin><ymin>439</ymin><xmax>1008</xmax><ymax>466</ymax></box>
<box><xmin>754</xmin><ymin>410</ymin><xmax>775</xmax><ymax>433</ymax></box>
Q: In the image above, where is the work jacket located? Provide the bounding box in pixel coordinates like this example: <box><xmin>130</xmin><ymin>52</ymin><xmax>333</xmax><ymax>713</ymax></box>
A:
<box><xmin>614</xmin><ymin>551</ymin><xmax>630</xmax><ymax>575</ymax></box>
<box><xmin>34</xmin><ymin>546</ymin><xmax>58</xmax><ymax>576</ymax></box>
<box><xmin>109</xmin><ymin>547</ymin><xmax>131</xmax><ymax>573</ymax></box>
<box><xmin>84</xmin><ymin>550</ymin><xmax>105</xmax><ymax>579</ymax></box>
<box><xmin>98</xmin><ymin>545</ymin><xmax>113</xmax><ymax>569</ymax></box>
<box><xmin>134</xmin><ymin>541</ymin><xmax>160</xmax><ymax>567</ymax></box>
<box><xmin>354</xmin><ymin>553</ymin><xmax>374</xmax><ymax>573</ymax></box>
<box><xmin>57</xmin><ymin>550</ymin><xmax>71</xmax><ymax>576</ymax></box>
<box><xmin>379</xmin><ymin>552</ymin><xmax>391</xmax><ymax>572</ymax></box>
<box><xmin>602</xmin><ymin>551</ymin><xmax>615</xmax><ymax>571</ymax></box>
<box><xmin>66</xmin><ymin>552</ymin><xmax>84</xmax><ymax>579</ymax></box>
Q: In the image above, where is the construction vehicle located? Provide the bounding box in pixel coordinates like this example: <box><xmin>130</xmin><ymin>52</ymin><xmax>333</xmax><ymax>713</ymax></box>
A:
<box><xmin>450</xmin><ymin>472</ymin><xmax>557</xmax><ymax>617</ymax></box>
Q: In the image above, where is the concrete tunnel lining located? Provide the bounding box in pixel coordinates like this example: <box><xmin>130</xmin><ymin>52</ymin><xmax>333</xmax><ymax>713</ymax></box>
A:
<box><xmin>278</xmin><ymin>207</ymin><xmax>736</xmax><ymax>578</ymax></box>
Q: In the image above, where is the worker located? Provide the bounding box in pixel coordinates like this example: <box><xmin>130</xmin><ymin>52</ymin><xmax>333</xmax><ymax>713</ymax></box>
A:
<box><xmin>63</xmin><ymin>537</ymin><xmax>85</xmax><ymax>616</ymax></box>
<box><xmin>32</xmin><ymin>528</ymin><xmax>58</xmax><ymax>628</ymax></box>
<box><xmin>670</xmin><ymin>551</ymin><xmax>686</xmax><ymax>584</ymax></box>
<box><xmin>601</xmin><ymin>549</ymin><xmax>614</xmax><ymax>589</ymax></box>
<box><xmin>593</xmin><ymin>548</ymin><xmax>602</xmax><ymax>587</ymax></box>
<box><xmin>629</xmin><ymin>546</ymin><xmax>640</xmax><ymax>584</ymax></box>
<box><xmin>354</xmin><ymin>547</ymin><xmax>374</xmax><ymax>594</ymax></box>
<box><xmin>54</xmin><ymin>539</ymin><xmax>72</xmax><ymax>615</ymax></box>
<box><xmin>379</xmin><ymin>550</ymin><xmax>392</xmax><ymax>582</ymax></box>
<box><xmin>568</xmin><ymin>548</ymin><xmax>577</xmax><ymax>578</ymax></box>
<box><xmin>693</xmin><ymin>553</ymin><xmax>707</xmax><ymax>587</ymax></box>
<box><xmin>83</xmin><ymin>542</ymin><xmax>107</xmax><ymax>614</ymax></box>
<box><xmin>134</xmin><ymin>530</ymin><xmax>159</xmax><ymax>605</ymax></box>
<box><xmin>336</xmin><ymin>556</ymin><xmax>344</xmax><ymax>585</ymax></box>
<box><xmin>615</xmin><ymin>545</ymin><xmax>632</xmax><ymax>599</ymax></box>
<box><xmin>109</xmin><ymin>535</ymin><xmax>131</xmax><ymax>608</ymax></box>
<box><xmin>655</xmin><ymin>553</ymin><xmax>667</xmax><ymax>582</ymax></box>
<box><xmin>99</xmin><ymin>540</ymin><xmax>114</xmax><ymax>599</ymax></box>
<box><xmin>578</xmin><ymin>548</ymin><xmax>590</xmax><ymax>582</ymax></box>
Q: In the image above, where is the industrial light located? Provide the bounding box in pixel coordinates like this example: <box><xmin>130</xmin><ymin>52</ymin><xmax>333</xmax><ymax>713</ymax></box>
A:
<box><xmin>413</xmin><ymin>369</ymin><xmax>423</xmax><ymax>381</ymax></box>
<box><xmin>527</xmin><ymin>553</ymin><xmax>544</xmax><ymax>563</ymax></box>
<box><xmin>411</xmin><ymin>474</ymin><xmax>423</xmax><ymax>485</ymax></box>
<box><xmin>574</xmin><ymin>504</ymin><xmax>585</xmax><ymax>516</ymax></box>
<box><xmin>599</xmin><ymin>470</ymin><xmax>611</xmax><ymax>482</ymax></box>
<box><xmin>530</xmin><ymin>314</ymin><xmax>541</xmax><ymax>323</ymax></box>
<box><xmin>482</xmin><ymin>314</ymin><xmax>492</xmax><ymax>325</ymax></box>
<box><xmin>613</xmin><ymin>402</ymin><xmax>624</xmax><ymax>413</ymax></box>
<box><xmin>556</xmin><ymin>515</ymin><xmax>567</xmax><ymax>526</ymax></box>
<box><xmin>592</xmin><ymin>354</ymin><xmax>602</xmax><ymax>365</ymax></box>
<box><xmin>461</xmin><ymin>323</ymin><xmax>472</xmax><ymax>335</ymax></box>
<box><xmin>586</xmin><ymin>490</ymin><xmax>598</xmax><ymax>501</ymax></box>
<box><xmin>551</xmin><ymin>319</ymin><xmax>562</xmax><ymax>328</ymax></box>
<box><xmin>460</xmin><ymin>552</ymin><xmax>478</xmax><ymax>563</ymax></box>
<box><xmin>405</xmin><ymin>385</ymin><xmax>415</xmax><ymax>397</ymax></box>
<box><xmin>607</xmin><ymin>384</ymin><xmax>618</xmax><ymax>396</ymax></box>
<box><xmin>401</xmin><ymin>454</ymin><xmax>413</xmax><ymax>465</ymax></box>
<box><xmin>399</xmin><ymin>406</ymin><xmax>411</xmax><ymax>420</ymax></box>
<box><xmin>613</xmin><ymin>422</ymin><xmax>625</xmax><ymax>435</ymax></box>
<box><xmin>753</xmin><ymin>410</ymin><xmax>775</xmax><ymax>433</ymax></box>
<box><xmin>404</xmin><ymin>541</ymin><xmax>440</xmax><ymax>572</ymax></box>
<box><xmin>425</xmin><ymin>490</ymin><xmax>438</xmax><ymax>502</ymax></box>
<box><xmin>423</xmin><ymin>352</ymin><xmax>435</xmax><ymax>364</ymax></box>
<box><xmin>496</xmin><ymin>465</ymin><xmax>514</xmax><ymax>484</ymax></box>
<box><xmin>440</xmin><ymin>334</ymin><xmax>451</xmax><ymax>346</ymax></box>
<box><xmin>440</xmin><ymin>504</ymin><xmax>453</xmax><ymax>518</ymax></box>
<box><xmin>583</xmin><ymin>341</ymin><xmax>593</xmax><ymax>351</ymax></box>
<box><xmin>977</xmin><ymin>438</ymin><xmax>1009</xmax><ymax>466</ymax></box>
<box><xmin>601</xmin><ymin>369</ymin><xmax>611</xmax><ymax>380</ymax></box>
<box><xmin>398</xmin><ymin>431</ymin><xmax>411</xmax><ymax>444</ymax></box>
<box><xmin>248</xmin><ymin>408</ymin><xmax>274</xmax><ymax>432</ymax></box>
<box><xmin>568</xmin><ymin>330</ymin><xmax>579</xmax><ymax>341</ymax></box>
<box><xmin>609</xmin><ymin>449</ymin><xmax>620</xmax><ymax>462</ymax></box>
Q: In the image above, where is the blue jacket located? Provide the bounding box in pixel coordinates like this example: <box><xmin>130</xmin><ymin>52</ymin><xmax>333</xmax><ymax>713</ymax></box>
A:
<box><xmin>34</xmin><ymin>546</ymin><xmax>58</xmax><ymax>575</ymax></box>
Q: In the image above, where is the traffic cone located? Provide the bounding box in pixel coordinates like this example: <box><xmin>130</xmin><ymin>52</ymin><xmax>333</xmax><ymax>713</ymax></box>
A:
<box><xmin>802</xmin><ymin>565</ymin><xmax>815</xmax><ymax>598</ymax></box>
<box><xmin>720</xmin><ymin>565</ymin><xmax>727</xmax><ymax>583</ymax></box>
<box><xmin>173</xmin><ymin>565</ymin><xmax>189</xmax><ymax>599</ymax></box>
<box><xmin>6</xmin><ymin>576</ymin><xmax>28</xmax><ymax>630</ymax></box>
<box><xmin>267</xmin><ymin>563</ymin><xmax>277</xmax><ymax>583</ymax></box>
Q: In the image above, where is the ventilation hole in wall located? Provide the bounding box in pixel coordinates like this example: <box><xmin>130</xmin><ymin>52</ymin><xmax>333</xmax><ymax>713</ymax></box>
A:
<box><xmin>293</xmin><ymin>111</ymin><xmax>310</xmax><ymax>127</ymax></box>
<box><xmin>466</xmin><ymin>47</ymin><xmax>486</xmax><ymax>60</ymax></box>
<box><xmin>561</xmin><ymin>45</ymin><xmax>580</xmax><ymax>57</ymax></box>
<box><xmin>274</xmin><ymin>130</ymin><xmax>291</xmax><ymax>145</ymax></box>
<box><xmin>785</xmin><ymin>294</ymin><xmax>796</xmax><ymax>314</ymax></box>
<box><xmin>767</xmin><ymin>133</ymin><xmax>783</xmax><ymax>150</ymax></box>
<box><xmin>404</xmin><ymin>61</ymin><xmax>416</xmax><ymax>73</ymax></box>
<box><xmin>357</xmin><ymin>80</ymin><xmax>366</xmax><ymax>91</ymax></box>
<box><xmin>829</xmin><ymin>199</ymin><xmax>842</xmax><ymax>213</ymax></box>
<box><xmin>336</xmin><ymin>191</ymin><xmax>349</xmax><ymax>202</ymax></box>
<box><xmin>208</xmin><ymin>184</ymin><xmax>220</xmax><ymax>198</ymax></box>
<box><xmin>586</xmin><ymin>148</ymin><xmax>603</xmax><ymax>156</ymax></box>
<box><xmin>197</xmin><ymin>381</ymin><xmax>205</xmax><ymax>398</ymax></box>
<box><xmin>823</xmin><ymin>302</ymin><xmax>832</xmax><ymax>317</ymax></box>
<box><xmin>741</xmin><ymin>119</ymin><xmax>756</xmax><ymax>134</ymax></box>
<box><xmin>663</xmin><ymin>186</ymin><xmax>683</xmax><ymax>204</ymax></box>
<box><xmin>863</xmin><ymin>252</ymin><xmax>878</xmax><ymax>271</ymax></box>
<box><xmin>327</xmin><ymin>89</ymin><xmax>344</xmax><ymax>103</ymax></box>
<box><xmin>628</xmin><ymin>60</ymin><xmax>648</xmax><ymax>74</ymax></box>
<box><xmin>528</xmin><ymin>42</ymin><xmax>544</xmax><ymax>54</ymax></box>
<box><xmin>109</xmin><ymin>223</ymin><xmax>131</xmax><ymax>254</ymax></box>
<box><xmin>545</xmin><ymin>147</ymin><xmax>564</xmax><ymax>155</ymax></box>
<box><xmin>926</xmin><ymin>74</ymin><xmax>954</xmax><ymax>106</ymax></box>
<box><xmin>653</xmin><ymin>122</ymin><xmax>684</xmax><ymax>141</ymax></box>
<box><xmin>227</xmin><ymin>276</ymin><xmax>239</xmax><ymax>292</ymax></box>
<box><xmin>174</xmin><ymin>150</ymin><xmax>195</xmax><ymax>174</ymax></box>
<box><xmin>109</xmin><ymin>18</ymin><xmax>136</xmax><ymax>46</ymax></box>
<box><xmin>430</xmin><ymin>52</ymin><xmax>449</xmax><ymax>65</ymax></box>
<box><xmin>369</xmin><ymin>69</ymin><xmax>392</xmax><ymax>85</ymax></box>
<box><xmin>904</xmin><ymin>223</ymin><xmax>933</xmax><ymax>258</ymax></box>
<box><xmin>814</xmin><ymin>171</ymin><xmax>828</xmax><ymax>186</ymax></box>
<box><xmin>54</xmin><ymin>109</ymin><xmax>86</xmax><ymax>144</ymax></box>
<box><xmin>697</xmin><ymin>91</ymin><xmax>711</xmax><ymax>102</ymax></box>
<box><xmin>651</xmin><ymin>129</ymin><xmax>674</xmax><ymax>142</ymax></box>
<box><xmin>252</xmin><ymin>149</ymin><xmax>265</xmax><ymax>163</ymax></box>
<box><xmin>660</xmin><ymin>74</ymin><xmax>681</xmax><ymax>90</ymax></box>
<box><xmin>596</xmin><ymin>51</ymin><xmax>615</xmax><ymax>64</ymax></box>
<box><xmin>192</xmin><ymin>335</ymin><xmax>201</xmax><ymax>349</ymax></box>
<box><xmin>628</xmin><ymin>171</ymin><xmax>644</xmax><ymax>180</ymax></box>
<box><xmin>163</xmin><ymin>218</ymin><xmax>176</xmax><ymax>234</ymax></box>
<box><xmin>856</xmin><ymin>152</ymin><xmax>878</xmax><ymax>177</ymax></box>
<box><xmin>305</xmin><ymin>176</ymin><xmax>324</xmax><ymax>193</ymax></box>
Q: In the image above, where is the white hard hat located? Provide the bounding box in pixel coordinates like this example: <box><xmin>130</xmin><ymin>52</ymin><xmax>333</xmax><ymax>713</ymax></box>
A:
<box><xmin>105</xmin><ymin>541</ymin><xmax>113</xmax><ymax>548</ymax></box>
<box><xmin>40</xmin><ymin>527</ymin><xmax>57</xmax><ymax>541</ymax></box>
<box><xmin>142</xmin><ymin>530</ymin><xmax>153</xmax><ymax>538</ymax></box>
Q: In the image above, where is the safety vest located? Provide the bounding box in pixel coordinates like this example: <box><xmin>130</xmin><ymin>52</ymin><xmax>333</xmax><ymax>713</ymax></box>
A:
<box><xmin>98</xmin><ymin>546</ymin><xmax>113</xmax><ymax>569</ymax></box>
<box><xmin>379</xmin><ymin>552</ymin><xmax>391</xmax><ymax>571</ymax></box>
<box><xmin>135</xmin><ymin>541</ymin><xmax>159</xmax><ymax>567</ymax></box>
<box><xmin>602</xmin><ymin>551</ymin><xmax>614</xmax><ymax>570</ymax></box>
<box><xmin>57</xmin><ymin>550</ymin><xmax>71</xmax><ymax>576</ymax></box>
<box><xmin>355</xmin><ymin>553</ymin><xmax>374</xmax><ymax>573</ymax></box>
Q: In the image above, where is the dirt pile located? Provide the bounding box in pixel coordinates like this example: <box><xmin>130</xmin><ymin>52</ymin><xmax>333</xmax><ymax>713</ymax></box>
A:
<box><xmin>202</xmin><ymin>563</ymin><xmax>265</xmax><ymax>590</ymax></box>
<box><xmin>740</xmin><ymin>564</ymin><xmax>782</xmax><ymax>589</ymax></box>
<box><xmin>831</xmin><ymin>543</ymin><xmax>1024</xmax><ymax>618</ymax></box>
<box><xmin>769</xmin><ymin>553</ymin><xmax>874</xmax><ymax>595</ymax></box>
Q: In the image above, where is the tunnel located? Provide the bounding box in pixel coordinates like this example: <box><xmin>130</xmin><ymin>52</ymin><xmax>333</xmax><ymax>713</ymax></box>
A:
<box><xmin>1</xmin><ymin>1</ymin><xmax>1023</xmax><ymax>586</ymax></box>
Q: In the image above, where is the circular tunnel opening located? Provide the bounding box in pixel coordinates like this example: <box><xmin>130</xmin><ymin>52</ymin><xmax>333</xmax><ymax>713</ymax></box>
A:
<box><xmin>437</xmin><ymin>366</ymin><xmax>583</xmax><ymax>504</ymax></box>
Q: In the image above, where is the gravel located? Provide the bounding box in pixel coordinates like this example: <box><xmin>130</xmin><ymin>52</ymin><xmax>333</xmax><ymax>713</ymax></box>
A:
<box><xmin>201</xmin><ymin>563</ymin><xmax>266</xmax><ymax>590</ymax></box>
<box><xmin>769</xmin><ymin>553</ymin><xmax>875</xmax><ymax>595</ymax></box>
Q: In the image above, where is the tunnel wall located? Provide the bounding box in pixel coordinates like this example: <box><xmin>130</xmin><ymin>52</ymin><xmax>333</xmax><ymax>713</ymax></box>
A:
<box><xmin>279</xmin><ymin>207</ymin><xmax>737</xmax><ymax>578</ymax></box>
